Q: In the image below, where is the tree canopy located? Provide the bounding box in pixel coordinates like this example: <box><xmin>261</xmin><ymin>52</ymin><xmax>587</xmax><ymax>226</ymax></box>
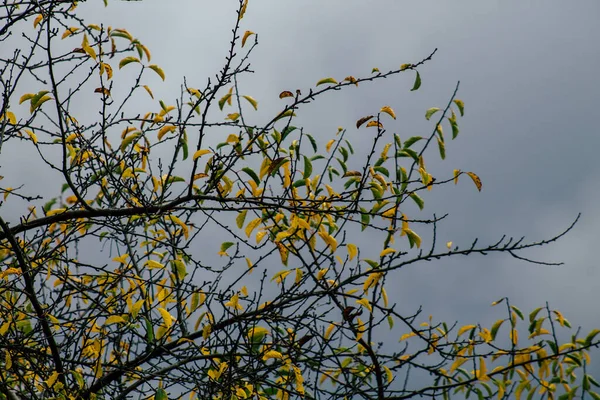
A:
<box><xmin>0</xmin><ymin>1</ymin><xmax>599</xmax><ymax>400</ymax></box>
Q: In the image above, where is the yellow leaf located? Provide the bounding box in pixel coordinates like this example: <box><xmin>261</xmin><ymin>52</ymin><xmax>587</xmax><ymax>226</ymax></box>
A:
<box><xmin>192</xmin><ymin>149</ymin><xmax>212</xmax><ymax>161</ymax></box>
<box><xmin>225</xmin><ymin>293</ymin><xmax>243</xmax><ymax>311</ymax></box>
<box><xmin>347</xmin><ymin>243</ymin><xmax>358</xmax><ymax>261</ymax></box>
<box><xmin>242</xmin><ymin>95</ymin><xmax>258</xmax><ymax>110</ymax></box>
<box><xmin>379</xmin><ymin>248</ymin><xmax>396</xmax><ymax>257</ymax></box>
<box><xmin>453</xmin><ymin>169</ymin><xmax>461</xmax><ymax>184</ymax></box>
<box><xmin>105</xmin><ymin>315</ymin><xmax>126</xmax><ymax>325</ymax></box>
<box><xmin>158</xmin><ymin>307</ymin><xmax>174</xmax><ymax>328</ymax></box>
<box><xmin>164</xmin><ymin>215</ymin><xmax>189</xmax><ymax>239</ymax></box>
<box><xmin>242</xmin><ymin>30</ymin><xmax>255</xmax><ymax>47</ymax></box>
<box><xmin>324</xmin><ymin>323</ymin><xmax>335</xmax><ymax>340</ymax></box>
<box><xmin>356</xmin><ymin>298</ymin><xmax>372</xmax><ymax>313</ymax></box>
<box><xmin>33</xmin><ymin>14</ymin><xmax>43</xmax><ymax>28</ymax></box>
<box><xmin>22</xmin><ymin>129</ymin><xmax>38</xmax><ymax>144</ymax></box>
<box><xmin>262</xmin><ymin>350</ymin><xmax>283</xmax><ymax>360</ymax></box>
<box><xmin>366</xmin><ymin>120</ymin><xmax>383</xmax><ymax>129</ymax></box>
<box><xmin>271</xmin><ymin>270</ymin><xmax>291</xmax><ymax>284</ymax></box>
<box><xmin>19</xmin><ymin>93</ymin><xmax>34</xmax><ymax>104</ymax></box>
<box><xmin>148</xmin><ymin>64</ymin><xmax>165</xmax><ymax>81</ymax></box>
<box><xmin>399</xmin><ymin>332</ymin><xmax>416</xmax><ymax>341</ymax></box>
<box><xmin>143</xmin><ymin>85</ymin><xmax>154</xmax><ymax>99</ymax></box>
<box><xmin>466</xmin><ymin>171</ymin><xmax>482</xmax><ymax>191</ymax></box>
<box><xmin>45</xmin><ymin>208</ymin><xmax>66</xmax><ymax>217</ymax></box>
<box><xmin>457</xmin><ymin>324</ymin><xmax>476</xmax><ymax>337</ymax></box>
<box><xmin>325</xmin><ymin>139</ymin><xmax>335</xmax><ymax>152</ymax></box>
<box><xmin>380</xmin><ymin>106</ymin><xmax>396</xmax><ymax>119</ymax></box>
<box><xmin>382</xmin><ymin>287</ymin><xmax>389</xmax><ymax>307</ymax></box>
<box><xmin>245</xmin><ymin>218</ymin><xmax>262</xmax><ymax>238</ymax></box>
<box><xmin>145</xmin><ymin>260</ymin><xmax>164</xmax><ymax>269</ymax></box>
<box><xmin>446</xmin><ymin>241</ymin><xmax>453</xmax><ymax>249</ymax></box>
<box><xmin>384</xmin><ymin>366</ymin><xmax>393</xmax><ymax>384</ymax></box>
<box><xmin>61</xmin><ymin>27</ymin><xmax>79</xmax><ymax>39</ymax></box>
<box><xmin>82</xmin><ymin>34</ymin><xmax>97</xmax><ymax>61</ymax></box>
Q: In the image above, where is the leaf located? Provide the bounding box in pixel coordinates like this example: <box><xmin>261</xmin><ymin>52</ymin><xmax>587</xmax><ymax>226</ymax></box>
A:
<box><xmin>155</xmin><ymin>388</ymin><xmax>168</xmax><ymax>400</ymax></box>
<box><xmin>454</xmin><ymin>99</ymin><xmax>465</xmax><ymax>116</ymax></box>
<box><xmin>61</xmin><ymin>27</ymin><xmax>79</xmax><ymax>39</ymax></box>
<box><xmin>192</xmin><ymin>149</ymin><xmax>212</xmax><ymax>161</ymax></box>
<box><xmin>457</xmin><ymin>324</ymin><xmax>476</xmax><ymax>337</ymax></box>
<box><xmin>403</xmin><ymin>136</ymin><xmax>422</xmax><ymax>148</ymax></box>
<box><xmin>425</xmin><ymin>107</ymin><xmax>440</xmax><ymax>121</ymax></box>
<box><xmin>410</xmin><ymin>71</ymin><xmax>421</xmax><ymax>91</ymax></box>
<box><xmin>148</xmin><ymin>64</ymin><xmax>165</xmax><ymax>81</ymax></box>
<box><xmin>81</xmin><ymin>34</ymin><xmax>97</xmax><ymax>60</ymax></box>
<box><xmin>380</xmin><ymin>106</ymin><xmax>396</xmax><ymax>119</ymax></box>
<box><xmin>366</xmin><ymin>120</ymin><xmax>383</xmax><ymax>128</ymax></box>
<box><xmin>379</xmin><ymin>248</ymin><xmax>396</xmax><ymax>257</ymax></box>
<box><xmin>409</xmin><ymin>192</ymin><xmax>424</xmax><ymax>210</ymax></box>
<box><xmin>490</xmin><ymin>319</ymin><xmax>504</xmax><ymax>340</ymax></box>
<box><xmin>356</xmin><ymin>115</ymin><xmax>374</xmax><ymax>129</ymax></box>
<box><xmin>33</xmin><ymin>14</ymin><xmax>43</xmax><ymax>28</ymax></box>
<box><xmin>94</xmin><ymin>87</ymin><xmax>110</xmax><ymax>96</ymax></box>
<box><xmin>303</xmin><ymin>156</ymin><xmax>313</xmax><ymax>179</ymax></box>
<box><xmin>242</xmin><ymin>95</ymin><xmax>258</xmax><ymax>110</ymax></box>
<box><xmin>236</xmin><ymin>210</ymin><xmax>248</xmax><ymax>229</ymax></box>
<box><xmin>466</xmin><ymin>171</ymin><xmax>483</xmax><ymax>191</ymax></box>
<box><xmin>279</xmin><ymin>91</ymin><xmax>294</xmax><ymax>99</ymax></box>
<box><xmin>118</xmin><ymin>56</ymin><xmax>140</xmax><ymax>69</ymax></box>
<box><xmin>105</xmin><ymin>315</ymin><xmax>126</xmax><ymax>325</ymax></box>
<box><xmin>436</xmin><ymin>137</ymin><xmax>445</xmax><ymax>160</ymax></box>
<box><xmin>158</xmin><ymin>125</ymin><xmax>176</xmax><ymax>140</ymax></box>
<box><xmin>316</xmin><ymin>77</ymin><xmax>338</xmax><ymax>86</ymax></box>
<box><xmin>242</xmin><ymin>30</ymin><xmax>255</xmax><ymax>47</ymax></box>
<box><xmin>585</xmin><ymin>329</ymin><xmax>600</xmax><ymax>346</ymax></box>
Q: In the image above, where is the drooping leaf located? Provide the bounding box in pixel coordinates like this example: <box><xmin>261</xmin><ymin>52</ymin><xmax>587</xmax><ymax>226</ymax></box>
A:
<box><xmin>410</xmin><ymin>71</ymin><xmax>421</xmax><ymax>91</ymax></box>
<box><xmin>242</xmin><ymin>30</ymin><xmax>255</xmax><ymax>47</ymax></box>
<box><xmin>148</xmin><ymin>64</ymin><xmax>165</xmax><ymax>81</ymax></box>
<box><xmin>380</xmin><ymin>106</ymin><xmax>396</xmax><ymax>119</ymax></box>
<box><xmin>466</xmin><ymin>171</ymin><xmax>483</xmax><ymax>191</ymax></box>
<box><xmin>356</xmin><ymin>115</ymin><xmax>374</xmax><ymax>129</ymax></box>
<box><xmin>242</xmin><ymin>95</ymin><xmax>258</xmax><ymax>110</ymax></box>
<box><xmin>454</xmin><ymin>99</ymin><xmax>465</xmax><ymax>116</ymax></box>
<box><xmin>425</xmin><ymin>107</ymin><xmax>440</xmax><ymax>121</ymax></box>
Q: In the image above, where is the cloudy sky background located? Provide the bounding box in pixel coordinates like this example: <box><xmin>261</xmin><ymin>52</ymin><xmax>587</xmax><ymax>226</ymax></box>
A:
<box><xmin>6</xmin><ymin>0</ymin><xmax>599</xmax><ymax>385</ymax></box>
<box><xmin>77</xmin><ymin>0</ymin><xmax>600</xmax><ymax>331</ymax></box>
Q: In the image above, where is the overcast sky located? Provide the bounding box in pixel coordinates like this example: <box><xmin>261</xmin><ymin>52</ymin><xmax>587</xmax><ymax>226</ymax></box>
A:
<box><xmin>7</xmin><ymin>0</ymin><xmax>599</xmax><ymax>385</ymax></box>
<box><xmin>73</xmin><ymin>0</ymin><xmax>600</xmax><ymax>333</ymax></box>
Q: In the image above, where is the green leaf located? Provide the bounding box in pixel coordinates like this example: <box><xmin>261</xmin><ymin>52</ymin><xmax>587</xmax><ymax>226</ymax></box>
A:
<box><xmin>303</xmin><ymin>155</ymin><xmax>313</xmax><ymax>179</ymax></box>
<box><xmin>403</xmin><ymin>136</ymin><xmax>423</xmax><ymax>148</ymax></box>
<box><xmin>374</xmin><ymin>166</ymin><xmax>389</xmax><ymax>177</ymax></box>
<box><xmin>425</xmin><ymin>107</ymin><xmax>440</xmax><ymax>121</ymax></box>
<box><xmin>364</xmin><ymin>259</ymin><xmax>379</xmax><ymax>269</ymax></box>
<box><xmin>511</xmin><ymin>305</ymin><xmax>524</xmax><ymax>320</ymax></box>
<box><xmin>436</xmin><ymin>137</ymin><xmax>445</xmax><ymax>160</ymax></box>
<box><xmin>409</xmin><ymin>193</ymin><xmax>424</xmax><ymax>210</ymax></box>
<box><xmin>155</xmin><ymin>388</ymin><xmax>168</xmax><ymax>400</ymax></box>
<box><xmin>43</xmin><ymin>198</ymin><xmax>57</xmax><ymax>213</ymax></box>
<box><xmin>220</xmin><ymin>242</ymin><xmax>235</xmax><ymax>253</ymax></box>
<box><xmin>306</xmin><ymin>134</ymin><xmax>318</xmax><ymax>152</ymax></box>
<box><xmin>398</xmin><ymin>148</ymin><xmax>419</xmax><ymax>162</ymax></box>
<box><xmin>242</xmin><ymin>167</ymin><xmax>260</xmax><ymax>185</ymax></box>
<box><xmin>410</xmin><ymin>71</ymin><xmax>421</xmax><ymax>91</ymax></box>
<box><xmin>281</xmin><ymin>126</ymin><xmax>297</xmax><ymax>141</ymax></box>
